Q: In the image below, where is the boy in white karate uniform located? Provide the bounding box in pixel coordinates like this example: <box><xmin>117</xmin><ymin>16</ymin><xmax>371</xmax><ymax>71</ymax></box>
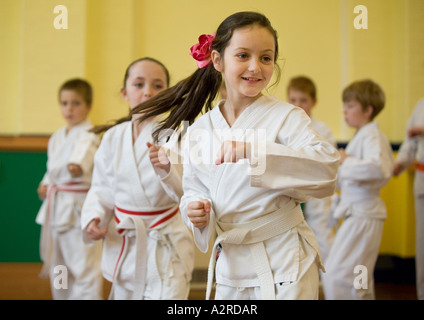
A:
<box><xmin>393</xmin><ymin>97</ymin><xmax>424</xmax><ymax>300</ymax></box>
<box><xmin>287</xmin><ymin>76</ymin><xmax>337</xmax><ymax>263</ymax></box>
<box><xmin>321</xmin><ymin>79</ymin><xmax>394</xmax><ymax>300</ymax></box>
<box><xmin>36</xmin><ymin>78</ymin><xmax>103</xmax><ymax>299</ymax></box>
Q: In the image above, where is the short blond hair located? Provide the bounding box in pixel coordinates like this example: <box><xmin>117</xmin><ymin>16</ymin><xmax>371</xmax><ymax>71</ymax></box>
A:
<box><xmin>342</xmin><ymin>79</ymin><xmax>385</xmax><ymax>120</ymax></box>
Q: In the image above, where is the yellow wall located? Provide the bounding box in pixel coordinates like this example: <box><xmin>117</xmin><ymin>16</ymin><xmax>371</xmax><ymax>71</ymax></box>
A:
<box><xmin>2</xmin><ymin>0</ymin><xmax>423</xmax><ymax>139</ymax></box>
<box><xmin>380</xmin><ymin>161</ymin><xmax>416</xmax><ymax>257</ymax></box>
<box><xmin>1</xmin><ymin>0</ymin><xmax>423</xmax><ymax>261</ymax></box>
<box><xmin>0</xmin><ymin>0</ymin><xmax>21</xmax><ymax>134</ymax></box>
<box><xmin>343</xmin><ymin>0</ymin><xmax>424</xmax><ymax>141</ymax></box>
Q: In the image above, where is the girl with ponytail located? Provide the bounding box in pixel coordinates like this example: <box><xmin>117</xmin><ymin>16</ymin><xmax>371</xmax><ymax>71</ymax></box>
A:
<box><xmin>153</xmin><ymin>11</ymin><xmax>339</xmax><ymax>300</ymax></box>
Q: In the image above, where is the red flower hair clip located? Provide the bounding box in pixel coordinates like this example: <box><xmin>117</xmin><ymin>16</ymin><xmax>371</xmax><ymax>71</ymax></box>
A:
<box><xmin>190</xmin><ymin>33</ymin><xmax>215</xmax><ymax>69</ymax></box>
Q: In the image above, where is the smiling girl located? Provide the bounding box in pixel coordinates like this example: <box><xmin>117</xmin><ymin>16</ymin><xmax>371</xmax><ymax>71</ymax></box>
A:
<box><xmin>131</xmin><ymin>12</ymin><xmax>340</xmax><ymax>300</ymax></box>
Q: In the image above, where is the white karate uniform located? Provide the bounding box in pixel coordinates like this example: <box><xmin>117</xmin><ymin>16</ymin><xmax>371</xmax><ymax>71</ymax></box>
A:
<box><xmin>321</xmin><ymin>121</ymin><xmax>394</xmax><ymax>300</ymax></box>
<box><xmin>36</xmin><ymin>119</ymin><xmax>103</xmax><ymax>300</ymax></box>
<box><xmin>303</xmin><ymin>118</ymin><xmax>337</xmax><ymax>263</ymax></box>
<box><xmin>180</xmin><ymin>95</ymin><xmax>340</xmax><ymax>300</ymax></box>
<box><xmin>395</xmin><ymin>98</ymin><xmax>424</xmax><ymax>300</ymax></box>
<box><xmin>80</xmin><ymin>120</ymin><xmax>194</xmax><ymax>300</ymax></box>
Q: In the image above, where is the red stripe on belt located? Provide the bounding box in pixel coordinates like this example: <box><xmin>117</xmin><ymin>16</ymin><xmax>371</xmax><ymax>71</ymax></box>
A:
<box><xmin>114</xmin><ymin>206</ymin><xmax>179</xmax><ymax>233</ymax></box>
<box><xmin>115</xmin><ymin>206</ymin><xmax>170</xmax><ymax>215</ymax></box>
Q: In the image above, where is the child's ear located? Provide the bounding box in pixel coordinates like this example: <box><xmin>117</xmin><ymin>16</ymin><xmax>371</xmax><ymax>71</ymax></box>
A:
<box><xmin>211</xmin><ymin>50</ymin><xmax>223</xmax><ymax>72</ymax></box>
<box><xmin>366</xmin><ymin>105</ymin><xmax>374</xmax><ymax>118</ymax></box>
<box><xmin>121</xmin><ymin>87</ymin><xmax>129</xmax><ymax>101</ymax></box>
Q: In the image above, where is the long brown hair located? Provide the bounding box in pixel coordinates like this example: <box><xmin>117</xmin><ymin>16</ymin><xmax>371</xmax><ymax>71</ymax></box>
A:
<box><xmin>131</xmin><ymin>11</ymin><xmax>280</xmax><ymax>142</ymax></box>
<box><xmin>90</xmin><ymin>57</ymin><xmax>170</xmax><ymax>134</ymax></box>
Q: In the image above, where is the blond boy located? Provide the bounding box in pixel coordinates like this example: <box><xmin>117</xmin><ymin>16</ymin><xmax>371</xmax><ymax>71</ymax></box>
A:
<box><xmin>321</xmin><ymin>79</ymin><xmax>394</xmax><ymax>300</ymax></box>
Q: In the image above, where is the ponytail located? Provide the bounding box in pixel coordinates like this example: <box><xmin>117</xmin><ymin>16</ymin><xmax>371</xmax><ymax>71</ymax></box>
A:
<box><xmin>131</xmin><ymin>65</ymin><xmax>222</xmax><ymax>143</ymax></box>
<box><xmin>92</xmin><ymin>12</ymin><xmax>279</xmax><ymax>141</ymax></box>
<box><xmin>131</xmin><ymin>12</ymin><xmax>279</xmax><ymax>143</ymax></box>
<box><xmin>90</xmin><ymin>113</ymin><xmax>132</xmax><ymax>135</ymax></box>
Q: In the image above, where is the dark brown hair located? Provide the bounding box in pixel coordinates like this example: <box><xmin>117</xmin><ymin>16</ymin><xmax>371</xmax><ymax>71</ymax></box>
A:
<box><xmin>90</xmin><ymin>57</ymin><xmax>170</xmax><ymax>134</ymax></box>
<box><xmin>131</xmin><ymin>11</ymin><xmax>280</xmax><ymax>142</ymax></box>
<box><xmin>59</xmin><ymin>78</ymin><xmax>93</xmax><ymax>106</ymax></box>
<box><xmin>122</xmin><ymin>57</ymin><xmax>170</xmax><ymax>88</ymax></box>
<box><xmin>342</xmin><ymin>79</ymin><xmax>385</xmax><ymax>120</ymax></box>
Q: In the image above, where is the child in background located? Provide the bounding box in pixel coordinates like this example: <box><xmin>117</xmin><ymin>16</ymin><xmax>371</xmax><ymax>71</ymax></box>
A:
<box><xmin>81</xmin><ymin>57</ymin><xmax>194</xmax><ymax>300</ymax></box>
<box><xmin>287</xmin><ymin>76</ymin><xmax>336</xmax><ymax>263</ymax></box>
<box><xmin>131</xmin><ymin>11</ymin><xmax>340</xmax><ymax>300</ymax></box>
<box><xmin>36</xmin><ymin>78</ymin><xmax>103</xmax><ymax>299</ymax></box>
<box><xmin>393</xmin><ymin>97</ymin><xmax>424</xmax><ymax>300</ymax></box>
<box><xmin>321</xmin><ymin>79</ymin><xmax>394</xmax><ymax>300</ymax></box>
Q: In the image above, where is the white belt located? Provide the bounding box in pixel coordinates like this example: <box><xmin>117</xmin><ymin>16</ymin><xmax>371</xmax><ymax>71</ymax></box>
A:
<box><xmin>339</xmin><ymin>187</ymin><xmax>379</xmax><ymax>203</ymax></box>
<box><xmin>39</xmin><ymin>182</ymin><xmax>89</xmax><ymax>279</ymax></box>
<box><xmin>206</xmin><ymin>204</ymin><xmax>304</xmax><ymax>300</ymax></box>
<box><xmin>334</xmin><ymin>188</ymin><xmax>380</xmax><ymax>219</ymax></box>
<box><xmin>109</xmin><ymin>204</ymin><xmax>179</xmax><ymax>300</ymax></box>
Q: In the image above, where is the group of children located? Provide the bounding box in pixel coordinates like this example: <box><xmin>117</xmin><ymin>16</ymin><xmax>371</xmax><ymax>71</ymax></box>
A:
<box><xmin>35</xmin><ymin>11</ymin><xmax>422</xmax><ymax>300</ymax></box>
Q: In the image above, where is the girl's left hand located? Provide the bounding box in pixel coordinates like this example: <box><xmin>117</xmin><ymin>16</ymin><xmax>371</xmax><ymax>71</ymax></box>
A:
<box><xmin>86</xmin><ymin>217</ymin><xmax>108</xmax><ymax>240</ymax></box>
<box><xmin>215</xmin><ymin>140</ymin><xmax>251</xmax><ymax>165</ymax></box>
<box><xmin>147</xmin><ymin>142</ymin><xmax>171</xmax><ymax>173</ymax></box>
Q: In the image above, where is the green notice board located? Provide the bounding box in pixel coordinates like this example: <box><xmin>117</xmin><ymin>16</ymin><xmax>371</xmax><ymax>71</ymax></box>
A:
<box><xmin>0</xmin><ymin>151</ymin><xmax>47</xmax><ymax>262</ymax></box>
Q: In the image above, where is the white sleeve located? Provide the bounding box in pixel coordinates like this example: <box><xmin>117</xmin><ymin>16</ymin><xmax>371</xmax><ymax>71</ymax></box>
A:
<box><xmin>68</xmin><ymin>130</ymin><xmax>100</xmax><ymax>175</ymax></box>
<box><xmin>249</xmin><ymin>108</ymin><xmax>340</xmax><ymax>201</ymax></box>
<box><xmin>152</xmin><ymin>134</ymin><xmax>184</xmax><ymax>202</ymax></box>
<box><xmin>153</xmin><ymin>164</ymin><xmax>183</xmax><ymax>203</ymax></box>
<box><xmin>80</xmin><ymin>136</ymin><xmax>115</xmax><ymax>243</ymax></box>
<box><xmin>340</xmin><ymin>133</ymin><xmax>393</xmax><ymax>183</ymax></box>
<box><xmin>396</xmin><ymin>99</ymin><xmax>424</xmax><ymax>167</ymax></box>
<box><xmin>179</xmin><ymin>138</ymin><xmax>215</xmax><ymax>253</ymax></box>
<box><xmin>39</xmin><ymin>172</ymin><xmax>50</xmax><ymax>186</ymax></box>
<box><xmin>396</xmin><ymin>137</ymin><xmax>417</xmax><ymax>168</ymax></box>
<box><xmin>40</xmin><ymin>134</ymin><xmax>54</xmax><ymax>185</ymax></box>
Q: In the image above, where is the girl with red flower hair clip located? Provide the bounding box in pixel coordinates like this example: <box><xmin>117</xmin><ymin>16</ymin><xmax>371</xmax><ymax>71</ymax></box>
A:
<box><xmin>131</xmin><ymin>12</ymin><xmax>340</xmax><ymax>300</ymax></box>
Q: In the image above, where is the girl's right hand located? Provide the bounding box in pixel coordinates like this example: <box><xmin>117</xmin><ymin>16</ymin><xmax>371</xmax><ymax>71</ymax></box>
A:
<box><xmin>187</xmin><ymin>200</ymin><xmax>211</xmax><ymax>229</ymax></box>
<box><xmin>86</xmin><ymin>217</ymin><xmax>108</xmax><ymax>240</ymax></box>
<box><xmin>147</xmin><ymin>142</ymin><xmax>171</xmax><ymax>174</ymax></box>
